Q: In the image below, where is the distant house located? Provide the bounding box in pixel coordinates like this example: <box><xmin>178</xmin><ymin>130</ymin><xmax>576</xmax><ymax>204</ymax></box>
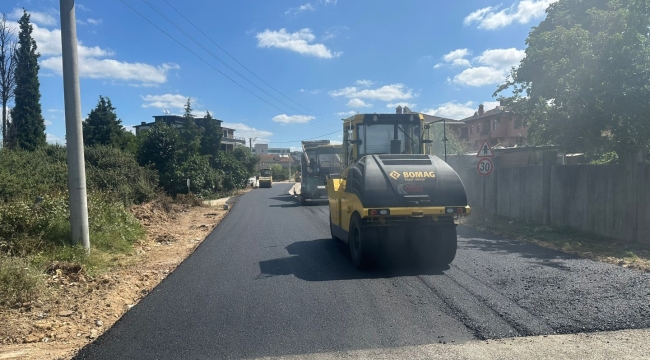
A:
<box><xmin>252</xmin><ymin>143</ymin><xmax>291</xmax><ymax>155</ymax></box>
<box><xmin>133</xmin><ymin>114</ymin><xmax>246</xmax><ymax>152</ymax></box>
<box><xmin>258</xmin><ymin>154</ymin><xmax>293</xmax><ymax>170</ymax></box>
<box><xmin>460</xmin><ymin>101</ymin><xmax>528</xmax><ymax>149</ymax></box>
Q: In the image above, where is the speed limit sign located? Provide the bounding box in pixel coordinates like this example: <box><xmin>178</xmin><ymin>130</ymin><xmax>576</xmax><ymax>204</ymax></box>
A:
<box><xmin>477</xmin><ymin>158</ymin><xmax>493</xmax><ymax>176</ymax></box>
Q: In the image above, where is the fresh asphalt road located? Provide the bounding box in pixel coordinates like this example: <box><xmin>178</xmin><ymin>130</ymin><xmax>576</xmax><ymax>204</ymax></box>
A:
<box><xmin>75</xmin><ymin>183</ymin><xmax>650</xmax><ymax>359</ymax></box>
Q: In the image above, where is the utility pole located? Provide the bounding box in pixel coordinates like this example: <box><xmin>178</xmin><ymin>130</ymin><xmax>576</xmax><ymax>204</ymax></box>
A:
<box><xmin>60</xmin><ymin>0</ymin><xmax>90</xmax><ymax>251</ymax></box>
<box><xmin>249</xmin><ymin>137</ymin><xmax>257</xmax><ymax>151</ymax></box>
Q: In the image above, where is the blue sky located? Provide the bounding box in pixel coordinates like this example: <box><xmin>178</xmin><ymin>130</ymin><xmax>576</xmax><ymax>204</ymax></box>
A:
<box><xmin>6</xmin><ymin>0</ymin><xmax>553</xmax><ymax>149</ymax></box>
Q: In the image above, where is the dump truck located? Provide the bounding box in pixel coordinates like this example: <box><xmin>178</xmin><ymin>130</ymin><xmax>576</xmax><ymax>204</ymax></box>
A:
<box><xmin>258</xmin><ymin>168</ymin><xmax>272</xmax><ymax>188</ymax></box>
<box><xmin>300</xmin><ymin>140</ymin><xmax>342</xmax><ymax>205</ymax></box>
<box><xmin>327</xmin><ymin>113</ymin><xmax>471</xmax><ymax>269</ymax></box>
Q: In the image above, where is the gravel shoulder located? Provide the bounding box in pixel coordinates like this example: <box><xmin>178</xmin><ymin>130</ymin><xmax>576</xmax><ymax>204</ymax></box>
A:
<box><xmin>255</xmin><ymin>329</ymin><xmax>650</xmax><ymax>360</ymax></box>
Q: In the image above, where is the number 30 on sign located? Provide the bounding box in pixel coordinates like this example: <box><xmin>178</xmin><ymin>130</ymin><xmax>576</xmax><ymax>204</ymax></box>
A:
<box><xmin>477</xmin><ymin>158</ymin><xmax>493</xmax><ymax>176</ymax></box>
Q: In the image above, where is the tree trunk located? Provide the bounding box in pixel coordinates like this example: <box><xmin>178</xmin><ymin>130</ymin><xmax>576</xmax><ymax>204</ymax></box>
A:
<box><xmin>1</xmin><ymin>100</ymin><xmax>5</xmax><ymax>147</ymax></box>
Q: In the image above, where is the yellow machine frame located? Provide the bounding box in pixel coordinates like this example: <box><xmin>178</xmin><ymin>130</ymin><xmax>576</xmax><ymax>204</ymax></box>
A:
<box><xmin>328</xmin><ymin>114</ymin><xmax>471</xmax><ymax>235</ymax></box>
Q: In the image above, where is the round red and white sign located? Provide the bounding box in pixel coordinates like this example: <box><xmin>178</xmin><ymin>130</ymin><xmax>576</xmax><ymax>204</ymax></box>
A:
<box><xmin>477</xmin><ymin>158</ymin><xmax>494</xmax><ymax>176</ymax></box>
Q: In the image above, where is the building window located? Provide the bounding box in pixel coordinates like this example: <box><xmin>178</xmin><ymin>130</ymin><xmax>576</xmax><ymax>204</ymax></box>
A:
<box><xmin>477</xmin><ymin>123</ymin><xmax>481</xmax><ymax>133</ymax></box>
<box><xmin>493</xmin><ymin>120</ymin><xmax>497</xmax><ymax>130</ymax></box>
<box><xmin>470</xmin><ymin>125</ymin><xmax>473</xmax><ymax>134</ymax></box>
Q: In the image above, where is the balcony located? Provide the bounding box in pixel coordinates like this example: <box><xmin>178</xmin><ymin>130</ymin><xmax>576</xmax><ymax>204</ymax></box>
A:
<box><xmin>222</xmin><ymin>134</ymin><xmax>246</xmax><ymax>144</ymax></box>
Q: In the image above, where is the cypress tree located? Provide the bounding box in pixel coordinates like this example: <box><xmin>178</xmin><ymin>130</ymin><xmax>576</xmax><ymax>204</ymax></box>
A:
<box><xmin>10</xmin><ymin>10</ymin><xmax>45</xmax><ymax>150</ymax></box>
<box><xmin>83</xmin><ymin>95</ymin><xmax>125</xmax><ymax>147</ymax></box>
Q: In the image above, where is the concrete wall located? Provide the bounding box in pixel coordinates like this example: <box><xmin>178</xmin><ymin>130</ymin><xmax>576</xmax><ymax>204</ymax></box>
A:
<box><xmin>451</xmin><ymin>157</ymin><xmax>649</xmax><ymax>245</ymax></box>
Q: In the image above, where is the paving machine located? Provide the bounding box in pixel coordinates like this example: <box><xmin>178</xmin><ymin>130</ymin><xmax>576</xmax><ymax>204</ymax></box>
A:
<box><xmin>259</xmin><ymin>168</ymin><xmax>272</xmax><ymax>188</ymax></box>
<box><xmin>300</xmin><ymin>140</ymin><xmax>342</xmax><ymax>205</ymax></box>
<box><xmin>327</xmin><ymin>113</ymin><xmax>471</xmax><ymax>269</ymax></box>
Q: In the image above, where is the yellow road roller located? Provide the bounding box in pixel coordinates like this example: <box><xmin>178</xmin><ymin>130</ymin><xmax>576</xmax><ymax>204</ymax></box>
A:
<box><xmin>327</xmin><ymin>113</ymin><xmax>471</xmax><ymax>269</ymax></box>
<box><xmin>259</xmin><ymin>168</ymin><xmax>273</xmax><ymax>188</ymax></box>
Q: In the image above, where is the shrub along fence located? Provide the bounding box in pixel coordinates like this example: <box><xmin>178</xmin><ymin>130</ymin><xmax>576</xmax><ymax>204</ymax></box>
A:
<box><xmin>449</xmin><ymin>152</ymin><xmax>650</xmax><ymax>245</ymax></box>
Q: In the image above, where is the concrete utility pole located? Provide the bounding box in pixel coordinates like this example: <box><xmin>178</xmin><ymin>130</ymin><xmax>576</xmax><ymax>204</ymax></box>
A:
<box><xmin>249</xmin><ymin>137</ymin><xmax>257</xmax><ymax>151</ymax></box>
<box><xmin>60</xmin><ymin>0</ymin><xmax>90</xmax><ymax>251</ymax></box>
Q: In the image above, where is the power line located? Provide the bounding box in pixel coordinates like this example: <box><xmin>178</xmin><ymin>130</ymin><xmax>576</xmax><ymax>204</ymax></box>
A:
<box><xmin>120</xmin><ymin>0</ymin><xmax>329</xmax><ymax>130</ymax></box>
<box><xmin>161</xmin><ymin>0</ymin><xmax>335</xmax><ymax>122</ymax></box>
<box><xmin>142</xmin><ymin>0</ymin><xmax>305</xmax><ymax>117</ymax></box>
<box><xmin>121</xmin><ymin>1</ymin><xmax>343</xmax><ymax>141</ymax></box>
<box><xmin>127</xmin><ymin>0</ymin><xmax>332</xmax><ymax>130</ymax></box>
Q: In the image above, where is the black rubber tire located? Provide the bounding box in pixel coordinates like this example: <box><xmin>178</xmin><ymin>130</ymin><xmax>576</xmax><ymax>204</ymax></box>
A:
<box><xmin>348</xmin><ymin>214</ymin><xmax>376</xmax><ymax>269</ymax></box>
<box><xmin>432</xmin><ymin>225</ymin><xmax>458</xmax><ymax>266</ymax></box>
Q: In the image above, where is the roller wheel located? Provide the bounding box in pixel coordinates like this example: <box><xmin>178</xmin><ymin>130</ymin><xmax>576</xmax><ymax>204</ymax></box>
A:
<box><xmin>348</xmin><ymin>214</ymin><xmax>376</xmax><ymax>269</ymax></box>
<box><xmin>432</xmin><ymin>225</ymin><xmax>457</xmax><ymax>266</ymax></box>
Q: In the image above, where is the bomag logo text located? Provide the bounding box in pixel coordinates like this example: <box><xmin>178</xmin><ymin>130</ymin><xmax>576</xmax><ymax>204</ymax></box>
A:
<box><xmin>403</xmin><ymin>171</ymin><xmax>436</xmax><ymax>179</ymax></box>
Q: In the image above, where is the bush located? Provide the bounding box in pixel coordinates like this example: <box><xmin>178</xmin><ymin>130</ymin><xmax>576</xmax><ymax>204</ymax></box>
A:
<box><xmin>213</xmin><ymin>152</ymin><xmax>251</xmax><ymax>191</ymax></box>
<box><xmin>0</xmin><ymin>256</ymin><xmax>43</xmax><ymax>307</ymax></box>
<box><xmin>271</xmin><ymin>164</ymin><xmax>290</xmax><ymax>181</ymax></box>
<box><xmin>0</xmin><ymin>145</ymin><xmax>160</xmax><ymax>205</ymax></box>
<box><xmin>163</xmin><ymin>154</ymin><xmax>222</xmax><ymax>197</ymax></box>
<box><xmin>0</xmin><ymin>193</ymin><xmax>144</xmax><ymax>257</ymax></box>
<box><xmin>85</xmin><ymin>145</ymin><xmax>159</xmax><ymax>204</ymax></box>
<box><xmin>0</xmin><ymin>146</ymin><xmax>68</xmax><ymax>202</ymax></box>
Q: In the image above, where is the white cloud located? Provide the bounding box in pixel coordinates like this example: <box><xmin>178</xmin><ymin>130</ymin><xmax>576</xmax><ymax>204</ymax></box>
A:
<box><xmin>299</xmin><ymin>88</ymin><xmax>320</xmax><ymax>94</ymax></box>
<box><xmin>421</xmin><ymin>100</ymin><xmax>501</xmax><ymax>120</ymax></box>
<box><xmin>47</xmin><ymin>109</ymin><xmax>63</xmax><ymax>113</ymax></box>
<box><xmin>76</xmin><ymin>4</ymin><xmax>90</xmax><ymax>12</ymax></box>
<box><xmin>141</xmin><ymin>94</ymin><xmax>192</xmax><ymax>110</ymax></box>
<box><xmin>386</xmin><ymin>102</ymin><xmax>416</xmax><ymax>109</ymax></box>
<box><xmin>43</xmin><ymin>57</ymin><xmax>179</xmax><ymax>85</ymax></box>
<box><xmin>475</xmin><ymin>48</ymin><xmax>525</xmax><ymax>69</ymax></box>
<box><xmin>435</xmin><ymin>49</ymin><xmax>472</xmax><ymax>69</ymax></box>
<box><xmin>222</xmin><ymin>122</ymin><xmax>273</xmax><ymax>142</ymax></box>
<box><xmin>346</xmin><ymin>98</ymin><xmax>372</xmax><ymax>108</ymax></box>
<box><xmin>443</xmin><ymin>48</ymin><xmax>470</xmax><ymax>62</ymax></box>
<box><xmin>453</xmin><ymin>67</ymin><xmax>507</xmax><ymax>87</ymax></box>
<box><xmin>464</xmin><ymin>0</ymin><xmax>553</xmax><ymax>30</ymax></box>
<box><xmin>44</xmin><ymin>120</ymin><xmax>52</xmax><ymax>126</ymax></box>
<box><xmin>87</xmin><ymin>18</ymin><xmax>102</xmax><ymax>25</ymax></box>
<box><xmin>272</xmin><ymin>114</ymin><xmax>315</xmax><ymax>124</ymax></box>
<box><xmin>285</xmin><ymin>3</ymin><xmax>315</xmax><ymax>16</ymax></box>
<box><xmin>10</xmin><ymin>8</ymin><xmax>57</xmax><ymax>26</ymax></box>
<box><xmin>124</xmin><ymin>126</ymin><xmax>136</xmax><ymax>135</ymax></box>
<box><xmin>355</xmin><ymin>79</ymin><xmax>374</xmax><ymax>87</ymax></box>
<box><xmin>46</xmin><ymin>133</ymin><xmax>63</xmax><ymax>145</ymax></box>
<box><xmin>256</xmin><ymin>28</ymin><xmax>341</xmax><ymax>59</ymax></box>
<box><xmin>449</xmin><ymin>48</ymin><xmax>525</xmax><ymax>87</ymax></box>
<box><xmin>29</xmin><ymin>23</ymin><xmax>178</xmax><ymax>86</ymax></box>
<box><xmin>329</xmin><ymin>84</ymin><xmax>414</xmax><ymax>102</ymax></box>
<box><xmin>336</xmin><ymin>111</ymin><xmax>357</xmax><ymax>116</ymax></box>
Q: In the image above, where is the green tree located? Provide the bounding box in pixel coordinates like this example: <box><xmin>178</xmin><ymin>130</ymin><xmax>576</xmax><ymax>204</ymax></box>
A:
<box><xmin>136</xmin><ymin>122</ymin><xmax>181</xmax><ymax>177</ymax></box>
<box><xmin>199</xmin><ymin>111</ymin><xmax>222</xmax><ymax>158</ymax></box>
<box><xmin>9</xmin><ymin>10</ymin><xmax>45</xmax><ymax>151</ymax></box>
<box><xmin>231</xmin><ymin>146</ymin><xmax>259</xmax><ymax>177</ymax></box>
<box><xmin>83</xmin><ymin>96</ymin><xmax>130</xmax><ymax>148</ymax></box>
<box><xmin>494</xmin><ymin>0</ymin><xmax>650</xmax><ymax>163</ymax></box>
<box><xmin>179</xmin><ymin>97</ymin><xmax>200</xmax><ymax>159</ymax></box>
<box><xmin>213</xmin><ymin>152</ymin><xmax>249</xmax><ymax>190</ymax></box>
<box><xmin>426</xmin><ymin>122</ymin><xmax>467</xmax><ymax>158</ymax></box>
<box><xmin>270</xmin><ymin>164</ymin><xmax>289</xmax><ymax>181</ymax></box>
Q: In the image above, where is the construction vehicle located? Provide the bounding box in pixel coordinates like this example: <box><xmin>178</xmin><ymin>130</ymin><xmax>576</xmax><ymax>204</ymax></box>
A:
<box><xmin>327</xmin><ymin>113</ymin><xmax>471</xmax><ymax>269</ymax></box>
<box><xmin>258</xmin><ymin>168</ymin><xmax>272</xmax><ymax>188</ymax></box>
<box><xmin>300</xmin><ymin>140</ymin><xmax>343</xmax><ymax>205</ymax></box>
